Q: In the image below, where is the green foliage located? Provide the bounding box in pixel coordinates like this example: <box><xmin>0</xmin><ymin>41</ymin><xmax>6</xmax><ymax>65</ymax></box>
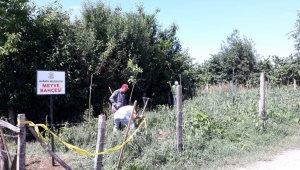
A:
<box><xmin>289</xmin><ymin>10</ymin><xmax>300</xmax><ymax>53</ymax></box>
<box><xmin>127</xmin><ymin>59</ymin><xmax>143</xmax><ymax>85</ymax></box>
<box><xmin>0</xmin><ymin>0</ymin><xmax>197</xmax><ymax>122</ymax></box>
<box><xmin>185</xmin><ymin>109</ymin><xmax>224</xmax><ymax>138</ymax></box>
<box><xmin>202</xmin><ymin>30</ymin><xmax>258</xmax><ymax>85</ymax></box>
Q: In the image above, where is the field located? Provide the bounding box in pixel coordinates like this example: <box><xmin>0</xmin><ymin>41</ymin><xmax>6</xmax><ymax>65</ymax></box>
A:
<box><xmin>7</xmin><ymin>86</ymin><xmax>300</xmax><ymax>169</ymax></box>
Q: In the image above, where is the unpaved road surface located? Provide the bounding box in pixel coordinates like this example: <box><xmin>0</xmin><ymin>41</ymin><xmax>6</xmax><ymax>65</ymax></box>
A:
<box><xmin>236</xmin><ymin>150</ymin><xmax>300</xmax><ymax>170</ymax></box>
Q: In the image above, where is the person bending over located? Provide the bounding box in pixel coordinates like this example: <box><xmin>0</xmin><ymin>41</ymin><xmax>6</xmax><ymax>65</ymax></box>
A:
<box><xmin>113</xmin><ymin>105</ymin><xmax>144</xmax><ymax>132</ymax></box>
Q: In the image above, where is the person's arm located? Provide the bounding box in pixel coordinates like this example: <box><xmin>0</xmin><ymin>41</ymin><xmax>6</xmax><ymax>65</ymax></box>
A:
<box><xmin>109</xmin><ymin>90</ymin><xmax>118</xmax><ymax>108</ymax></box>
<box><xmin>133</xmin><ymin>113</ymin><xmax>144</xmax><ymax>119</ymax></box>
<box><xmin>122</xmin><ymin>94</ymin><xmax>126</xmax><ymax>106</ymax></box>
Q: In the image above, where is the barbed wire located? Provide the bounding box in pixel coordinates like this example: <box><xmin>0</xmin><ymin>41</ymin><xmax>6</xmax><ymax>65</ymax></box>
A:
<box><xmin>46</xmin><ymin>122</ymin><xmax>89</xmax><ymax>127</ymax></box>
<box><xmin>0</xmin><ymin>149</ymin><xmax>23</xmax><ymax>157</ymax></box>
<box><xmin>2</xmin><ymin>134</ymin><xmax>18</xmax><ymax>138</ymax></box>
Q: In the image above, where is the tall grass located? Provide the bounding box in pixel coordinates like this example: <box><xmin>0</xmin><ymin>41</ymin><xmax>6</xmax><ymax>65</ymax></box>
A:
<box><xmin>20</xmin><ymin>86</ymin><xmax>300</xmax><ymax>169</ymax></box>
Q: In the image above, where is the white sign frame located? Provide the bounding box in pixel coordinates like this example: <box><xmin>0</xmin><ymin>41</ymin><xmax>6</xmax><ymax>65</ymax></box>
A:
<box><xmin>36</xmin><ymin>70</ymin><xmax>66</xmax><ymax>95</ymax></box>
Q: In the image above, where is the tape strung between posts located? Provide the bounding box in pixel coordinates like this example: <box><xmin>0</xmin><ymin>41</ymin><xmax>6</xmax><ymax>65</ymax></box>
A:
<box><xmin>17</xmin><ymin>119</ymin><xmax>146</xmax><ymax>156</ymax></box>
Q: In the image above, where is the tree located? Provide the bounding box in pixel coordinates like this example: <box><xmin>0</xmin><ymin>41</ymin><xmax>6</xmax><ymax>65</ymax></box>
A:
<box><xmin>127</xmin><ymin>59</ymin><xmax>143</xmax><ymax>104</ymax></box>
<box><xmin>269</xmin><ymin>55</ymin><xmax>300</xmax><ymax>86</ymax></box>
<box><xmin>0</xmin><ymin>0</ymin><xmax>198</xmax><ymax>123</ymax></box>
<box><xmin>205</xmin><ymin>30</ymin><xmax>258</xmax><ymax>85</ymax></box>
<box><xmin>0</xmin><ymin>0</ymin><xmax>98</xmax><ymax>122</ymax></box>
<box><xmin>289</xmin><ymin>10</ymin><xmax>300</xmax><ymax>55</ymax></box>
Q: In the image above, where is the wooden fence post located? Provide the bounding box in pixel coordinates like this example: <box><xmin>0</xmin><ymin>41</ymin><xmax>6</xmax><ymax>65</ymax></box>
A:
<box><xmin>259</xmin><ymin>73</ymin><xmax>266</xmax><ymax>127</ymax></box>
<box><xmin>17</xmin><ymin>114</ymin><xmax>26</xmax><ymax>170</ymax></box>
<box><xmin>176</xmin><ymin>85</ymin><xmax>183</xmax><ymax>152</ymax></box>
<box><xmin>94</xmin><ymin>115</ymin><xmax>106</xmax><ymax>170</ymax></box>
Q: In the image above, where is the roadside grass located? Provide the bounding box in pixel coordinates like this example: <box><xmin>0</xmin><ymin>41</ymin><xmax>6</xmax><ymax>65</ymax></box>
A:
<box><xmin>6</xmin><ymin>86</ymin><xmax>300</xmax><ymax>169</ymax></box>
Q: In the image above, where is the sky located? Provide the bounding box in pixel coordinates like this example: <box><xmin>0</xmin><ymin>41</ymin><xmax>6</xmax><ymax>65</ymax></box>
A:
<box><xmin>33</xmin><ymin>0</ymin><xmax>300</xmax><ymax>64</ymax></box>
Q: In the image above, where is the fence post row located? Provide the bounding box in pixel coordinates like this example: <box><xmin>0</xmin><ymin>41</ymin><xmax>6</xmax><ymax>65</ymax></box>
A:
<box><xmin>176</xmin><ymin>85</ymin><xmax>183</xmax><ymax>152</ymax></box>
<box><xmin>94</xmin><ymin>115</ymin><xmax>106</xmax><ymax>170</ymax></box>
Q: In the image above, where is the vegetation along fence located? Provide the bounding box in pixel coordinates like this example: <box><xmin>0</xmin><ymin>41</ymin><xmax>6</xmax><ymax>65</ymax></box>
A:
<box><xmin>0</xmin><ymin>73</ymin><xmax>284</xmax><ymax>169</ymax></box>
<box><xmin>0</xmin><ymin>111</ymin><xmax>149</xmax><ymax>170</ymax></box>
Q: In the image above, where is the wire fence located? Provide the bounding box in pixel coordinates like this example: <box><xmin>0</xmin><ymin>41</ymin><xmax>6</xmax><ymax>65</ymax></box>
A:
<box><xmin>0</xmin><ymin>149</ymin><xmax>21</xmax><ymax>157</ymax></box>
<box><xmin>2</xmin><ymin>133</ymin><xmax>18</xmax><ymax>138</ymax></box>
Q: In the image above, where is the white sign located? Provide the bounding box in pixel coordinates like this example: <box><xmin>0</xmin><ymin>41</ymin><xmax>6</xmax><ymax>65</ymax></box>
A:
<box><xmin>36</xmin><ymin>70</ymin><xmax>65</xmax><ymax>95</ymax></box>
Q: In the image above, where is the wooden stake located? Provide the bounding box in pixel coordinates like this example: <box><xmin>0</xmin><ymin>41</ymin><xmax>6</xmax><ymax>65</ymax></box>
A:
<box><xmin>117</xmin><ymin>101</ymin><xmax>137</xmax><ymax>168</ymax></box>
<box><xmin>94</xmin><ymin>115</ymin><xmax>106</xmax><ymax>170</ymax></box>
<box><xmin>88</xmin><ymin>74</ymin><xmax>93</xmax><ymax>140</ymax></box>
<box><xmin>259</xmin><ymin>73</ymin><xmax>266</xmax><ymax>125</ymax></box>
<box><xmin>141</xmin><ymin>97</ymin><xmax>149</xmax><ymax>116</ymax></box>
<box><xmin>176</xmin><ymin>85</ymin><xmax>183</xmax><ymax>151</ymax></box>
<box><xmin>17</xmin><ymin>114</ymin><xmax>26</xmax><ymax>170</ymax></box>
<box><xmin>109</xmin><ymin>87</ymin><xmax>113</xmax><ymax>94</ymax></box>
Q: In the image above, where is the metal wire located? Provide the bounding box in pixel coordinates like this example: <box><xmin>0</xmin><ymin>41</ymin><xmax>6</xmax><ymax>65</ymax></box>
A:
<box><xmin>0</xmin><ymin>149</ymin><xmax>23</xmax><ymax>156</ymax></box>
<box><xmin>2</xmin><ymin>134</ymin><xmax>18</xmax><ymax>138</ymax></box>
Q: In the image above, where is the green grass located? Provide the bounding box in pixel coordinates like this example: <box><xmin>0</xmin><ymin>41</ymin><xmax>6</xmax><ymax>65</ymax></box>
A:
<box><xmin>7</xmin><ymin>86</ymin><xmax>300</xmax><ymax>169</ymax></box>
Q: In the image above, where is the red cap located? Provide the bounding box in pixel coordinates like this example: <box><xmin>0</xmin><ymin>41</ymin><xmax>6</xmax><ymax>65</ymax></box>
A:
<box><xmin>121</xmin><ymin>84</ymin><xmax>129</xmax><ymax>89</ymax></box>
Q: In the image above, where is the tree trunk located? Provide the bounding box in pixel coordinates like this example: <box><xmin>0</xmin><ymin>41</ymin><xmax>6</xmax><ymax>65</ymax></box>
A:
<box><xmin>8</xmin><ymin>107</ymin><xmax>14</xmax><ymax>126</ymax></box>
<box><xmin>232</xmin><ymin>67</ymin><xmax>235</xmax><ymax>83</ymax></box>
<box><xmin>189</xmin><ymin>86</ymin><xmax>193</xmax><ymax>99</ymax></box>
<box><xmin>129</xmin><ymin>84</ymin><xmax>135</xmax><ymax>105</ymax></box>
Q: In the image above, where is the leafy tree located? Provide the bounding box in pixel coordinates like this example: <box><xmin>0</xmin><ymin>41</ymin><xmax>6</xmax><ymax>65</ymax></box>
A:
<box><xmin>204</xmin><ymin>30</ymin><xmax>258</xmax><ymax>85</ymax></box>
<box><xmin>127</xmin><ymin>59</ymin><xmax>143</xmax><ymax>104</ymax></box>
<box><xmin>0</xmin><ymin>0</ymin><xmax>36</xmax><ymax>118</ymax></box>
<box><xmin>0</xmin><ymin>0</ymin><xmax>198</xmax><ymax>123</ymax></box>
<box><xmin>0</xmin><ymin>1</ymin><xmax>98</xmax><ymax>122</ymax></box>
<box><xmin>289</xmin><ymin>10</ymin><xmax>300</xmax><ymax>55</ymax></box>
<box><xmin>82</xmin><ymin>2</ymin><xmax>196</xmax><ymax>107</ymax></box>
<box><xmin>269</xmin><ymin>55</ymin><xmax>300</xmax><ymax>86</ymax></box>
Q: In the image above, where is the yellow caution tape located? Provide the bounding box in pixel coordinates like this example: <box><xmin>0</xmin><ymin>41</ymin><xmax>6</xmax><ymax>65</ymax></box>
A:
<box><xmin>17</xmin><ymin>119</ymin><xmax>146</xmax><ymax>156</ymax></box>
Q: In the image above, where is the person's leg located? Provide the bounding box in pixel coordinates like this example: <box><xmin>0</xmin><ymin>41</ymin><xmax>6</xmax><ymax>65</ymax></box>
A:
<box><xmin>129</xmin><ymin>122</ymin><xmax>135</xmax><ymax>129</ymax></box>
<box><xmin>113</xmin><ymin>118</ymin><xmax>121</xmax><ymax>132</ymax></box>
<box><xmin>121</xmin><ymin>118</ymin><xmax>136</xmax><ymax>130</ymax></box>
<box><xmin>173</xmin><ymin>96</ymin><xmax>177</xmax><ymax>105</ymax></box>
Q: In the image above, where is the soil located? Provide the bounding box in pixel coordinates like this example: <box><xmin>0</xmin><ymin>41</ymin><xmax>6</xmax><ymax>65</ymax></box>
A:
<box><xmin>236</xmin><ymin>149</ymin><xmax>300</xmax><ymax>170</ymax></box>
<box><xmin>26</xmin><ymin>157</ymin><xmax>68</xmax><ymax>170</ymax></box>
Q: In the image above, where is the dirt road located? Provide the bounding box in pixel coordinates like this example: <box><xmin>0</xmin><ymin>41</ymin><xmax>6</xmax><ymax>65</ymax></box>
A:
<box><xmin>236</xmin><ymin>149</ymin><xmax>300</xmax><ymax>170</ymax></box>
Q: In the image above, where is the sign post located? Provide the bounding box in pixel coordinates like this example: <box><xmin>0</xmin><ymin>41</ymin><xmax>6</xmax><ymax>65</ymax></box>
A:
<box><xmin>37</xmin><ymin>70</ymin><xmax>65</xmax><ymax>166</ymax></box>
